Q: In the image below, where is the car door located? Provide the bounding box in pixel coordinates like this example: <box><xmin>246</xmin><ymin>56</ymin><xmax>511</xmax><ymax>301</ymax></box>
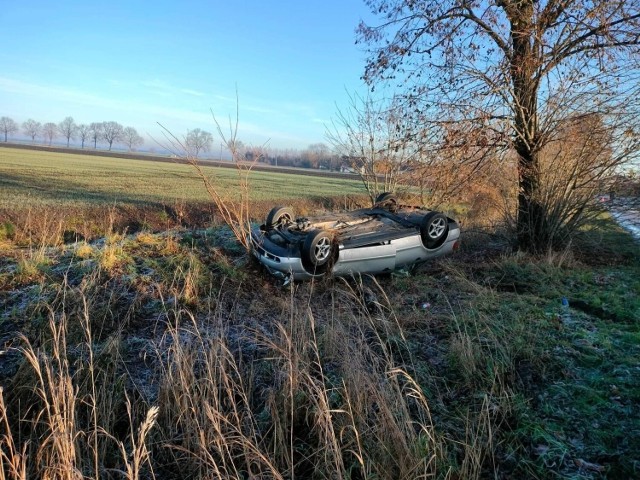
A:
<box><xmin>332</xmin><ymin>243</ymin><xmax>397</xmax><ymax>275</ymax></box>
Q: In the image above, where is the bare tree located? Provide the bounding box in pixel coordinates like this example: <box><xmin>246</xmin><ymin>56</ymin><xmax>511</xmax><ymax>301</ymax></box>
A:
<box><xmin>264</xmin><ymin>147</ymin><xmax>295</xmax><ymax>167</ymax></box>
<box><xmin>0</xmin><ymin>117</ymin><xmax>18</xmax><ymax>142</ymax></box>
<box><xmin>58</xmin><ymin>116</ymin><xmax>76</xmax><ymax>147</ymax></box>
<box><xmin>185</xmin><ymin>128</ymin><xmax>213</xmax><ymax>158</ymax></box>
<box><xmin>327</xmin><ymin>93</ymin><xmax>417</xmax><ymax>204</ymax></box>
<box><xmin>358</xmin><ymin>0</ymin><xmax>640</xmax><ymax>251</ymax></box>
<box><xmin>77</xmin><ymin>124</ymin><xmax>90</xmax><ymax>148</ymax></box>
<box><xmin>122</xmin><ymin>126</ymin><xmax>144</xmax><ymax>151</ymax></box>
<box><xmin>23</xmin><ymin>119</ymin><xmax>41</xmax><ymax>142</ymax></box>
<box><xmin>101</xmin><ymin>121</ymin><xmax>123</xmax><ymax>151</ymax></box>
<box><xmin>158</xmin><ymin>94</ymin><xmax>262</xmax><ymax>251</ymax></box>
<box><xmin>530</xmin><ymin>113</ymin><xmax>619</xmax><ymax>243</ymax></box>
<box><xmin>42</xmin><ymin>122</ymin><xmax>57</xmax><ymax>146</ymax></box>
<box><xmin>89</xmin><ymin>122</ymin><xmax>103</xmax><ymax>149</ymax></box>
<box><xmin>227</xmin><ymin>139</ymin><xmax>246</xmax><ymax>159</ymax></box>
<box><xmin>302</xmin><ymin>143</ymin><xmax>332</xmax><ymax>169</ymax></box>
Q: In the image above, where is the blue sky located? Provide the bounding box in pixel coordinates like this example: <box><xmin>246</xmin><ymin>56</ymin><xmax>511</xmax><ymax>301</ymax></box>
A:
<box><xmin>0</xmin><ymin>1</ymin><xmax>375</xmax><ymax>150</ymax></box>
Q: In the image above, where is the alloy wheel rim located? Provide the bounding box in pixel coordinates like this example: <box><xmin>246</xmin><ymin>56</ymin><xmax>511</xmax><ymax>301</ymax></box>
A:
<box><xmin>428</xmin><ymin>218</ymin><xmax>446</xmax><ymax>239</ymax></box>
<box><xmin>314</xmin><ymin>237</ymin><xmax>331</xmax><ymax>262</ymax></box>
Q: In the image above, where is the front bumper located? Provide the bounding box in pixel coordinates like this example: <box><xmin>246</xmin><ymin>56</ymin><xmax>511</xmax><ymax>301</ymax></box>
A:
<box><xmin>249</xmin><ymin>229</ymin><xmax>322</xmax><ymax>281</ymax></box>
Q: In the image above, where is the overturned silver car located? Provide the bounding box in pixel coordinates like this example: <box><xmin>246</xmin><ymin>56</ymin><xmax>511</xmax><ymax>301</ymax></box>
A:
<box><xmin>250</xmin><ymin>193</ymin><xmax>461</xmax><ymax>280</ymax></box>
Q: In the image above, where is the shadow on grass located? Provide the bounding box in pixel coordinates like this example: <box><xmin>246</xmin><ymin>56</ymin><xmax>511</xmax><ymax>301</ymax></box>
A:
<box><xmin>0</xmin><ymin>171</ymin><xmax>169</xmax><ymax>208</ymax></box>
<box><xmin>574</xmin><ymin>215</ymin><xmax>639</xmax><ymax>267</ymax></box>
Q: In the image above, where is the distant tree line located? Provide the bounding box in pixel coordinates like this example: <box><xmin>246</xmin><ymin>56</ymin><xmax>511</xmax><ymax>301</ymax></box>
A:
<box><xmin>2</xmin><ymin>114</ymin><xmax>345</xmax><ymax>171</ymax></box>
<box><xmin>181</xmin><ymin>128</ymin><xmax>341</xmax><ymax>170</ymax></box>
<box><xmin>262</xmin><ymin>143</ymin><xmax>341</xmax><ymax>170</ymax></box>
<box><xmin>0</xmin><ymin>116</ymin><xmax>144</xmax><ymax>151</ymax></box>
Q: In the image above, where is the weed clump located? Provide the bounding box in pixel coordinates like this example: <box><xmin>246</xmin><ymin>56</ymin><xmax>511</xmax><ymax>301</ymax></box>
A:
<box><xmin>0</xmin><ymin>221</ymin><xmax>16</xmax><ymax>241</ymax></box>
<box><xmin>74</xmin><ymin>242</ymin><xmax>94</xmax><ymax>259</ymax></box>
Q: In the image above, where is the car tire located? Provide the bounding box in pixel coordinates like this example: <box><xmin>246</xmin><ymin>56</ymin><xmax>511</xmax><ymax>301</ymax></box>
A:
<box><xmin>420</xmin><ymin>212</ymin><xmax>449</xmax><ymax>249</ymax></box>
<box><xmin>265</xmin><ymin>206</ymin><xmax>294</xmax><ymax>229</ymax></box>
<box><xmin>301</xmin><ymin>229</ymin><xmax>334</xmax><ymax>272</ymax></box>
<box><xmin>374</xmin><ymin>192</ymin><xmax>397</xmax><ymax>212</ymax></box>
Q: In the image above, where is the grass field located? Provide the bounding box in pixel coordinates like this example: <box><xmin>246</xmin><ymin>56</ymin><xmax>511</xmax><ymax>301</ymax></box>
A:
<box><xmin>0</xmin><ymin>147</ymin><xmax>367</xmax><ymax>243</ymax></box>
<box><xmin>0</xmin><ymin>147</ymin><xmax>365</xmax><ymax>209</ymax></box>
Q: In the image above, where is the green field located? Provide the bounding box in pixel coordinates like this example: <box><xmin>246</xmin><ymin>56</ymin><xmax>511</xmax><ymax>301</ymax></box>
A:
<box><xmin>0</xmin><ymin>147</ymin><xmax>365</xmax><ymax>209</ymax></box>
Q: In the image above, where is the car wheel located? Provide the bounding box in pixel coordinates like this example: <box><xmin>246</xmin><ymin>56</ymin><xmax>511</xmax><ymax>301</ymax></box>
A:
<box><xmin>374</xmin><ymin>192</ymin><xmax>397</xmax><ymax>212</ymax></box>
<box><xmin>265</xmin><ymin>206</ymin><xmax>294</xmax><ymax>229</ymax></box>
<box><xmin>301</xmin><ymin>230</ymin><xmax>334</xmax><ymax>272</ymax></box>
<box><xmin>420</xmin><ymin>212</ymin><xmax>449</xmax><ymax>249</ymax></box>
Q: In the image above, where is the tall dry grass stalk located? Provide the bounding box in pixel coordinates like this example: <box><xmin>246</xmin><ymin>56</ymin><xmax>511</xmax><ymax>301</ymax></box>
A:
<box><xmin>12</xmin><ymin>207</ymin><xmax>64</xmax><ymax>247</ymax></box>
<box><xmin>113</xmin><ymin>396</ymin><xmax>159</xmax><ymax>480</ymax></box>
<box><xmin>158</xmin><ymin>94</ymin><xmax>263</xmax><ymax>252</ymax></box>
<box><xmin>149</xmin><ymin>276</ymin><xmax>447</xmax><ymax>479</ymax></box>
<box><xmin>258</xmin><ymin>279</ymin><xmax>441</xmax><ymax>479</ymax></box>
<box><xmin>6</xmin><ymin>281</ymin><xmax>158</xmax><ymax>480</ymax></box>
<box><xmin>0</xmin><ymin>388</ymin><xmax>27</xmax><ymax>480</ymax></box>
<box><xmin>4</xmin><ymin>251</ymin><xmax>515</xmax><ymax>479</ymax></box>
<box><xmin>155</xmin><ymin>308</ymin><xmax>283</xmax><ymax>479</ymax></box>
<box><xmin>18</xmin><ymin>310</ymin><xmax>82</xmax><ymax>480</ymax></box>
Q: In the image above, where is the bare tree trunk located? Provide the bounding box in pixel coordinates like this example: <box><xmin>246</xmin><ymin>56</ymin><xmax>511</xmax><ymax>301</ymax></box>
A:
<box><xmin>506</xmin><ymin>0</ymin><xmax>545</xmax><ymax>251</ymax></box>
<box><xmin>516</xmin><ymin>147</ymin><xmax>545</xmax><ymax>250</ymax></box>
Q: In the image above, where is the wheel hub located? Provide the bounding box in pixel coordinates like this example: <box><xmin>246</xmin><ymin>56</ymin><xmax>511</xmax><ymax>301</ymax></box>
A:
<box><xmin>314</xmin><ymin>237</ymin><xmax>331</xmax><ymax>262</ymax></box>
<box><xmin>428</xmin><ymin>218</ymin><xmax>446</xmax><ymax>239</ymax></box>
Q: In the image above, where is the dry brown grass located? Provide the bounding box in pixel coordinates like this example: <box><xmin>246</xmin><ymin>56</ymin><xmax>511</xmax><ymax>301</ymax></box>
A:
<box><xmin>0</xmin><ymin>389</ymin><xmax>27</xmax><ymax>480</ymax></box>
<box><xmin>1</xmin><ymin>200</ymin><xmax>638</xmax><ymax>479</ymax></box>
<box><xmin>0</xmin><ymin>271</ymin><xmax>460</xmax><ymax>479</ymax></box>
<box><xmin>2</xmin><ymin>205</ymin><xmax>596</xmax><ymax>480</ymax></box>
<box><xmin>0</xmin><ymin>279</ymin><xmax>158</xmax><ymax>480</ymax></box>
